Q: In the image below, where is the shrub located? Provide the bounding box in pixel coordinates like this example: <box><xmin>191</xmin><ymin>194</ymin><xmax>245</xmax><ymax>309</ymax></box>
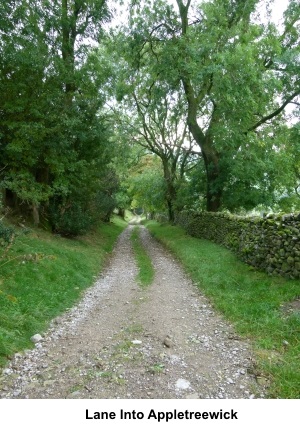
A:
<box><xmin>0</xmin><ymin>222</ymin><xmax>15</xmax><ymax>247</ymax></box>
<box><xmin>49</xmin><ymin>202</ymin><xmax>94</xmax><ymax>236</ymax></box>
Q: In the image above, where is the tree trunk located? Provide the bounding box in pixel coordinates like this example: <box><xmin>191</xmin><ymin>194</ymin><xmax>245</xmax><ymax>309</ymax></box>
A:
<box><xmin>162</xmin><ymin>160</ymin><xmax>177</xmax><ymax>223</ymax></box>
<box><xmin>166</xmin><ymin>198</ymin><xmax>175</xmax><ymax>223</ymax></box>
<box><xmin>32</xmin><ymin>204</ymin><xmax>40</xmax><ymax>226</ymax></box>
<box><xmin>61</xmin><ymin>0</ymin><xmax>76</xmax><ymax>105</ymax></box>
<box><xmin>117</xmin><ymin>208</ymin><xmax>125</xmax><ymax>219</ymax></box>
<box><xmin>177</xmin><ymin>0</ymin><xmax>222</xmax><ymax>212</ymax></box>
<box><xmin>183</xmin><ymin>83</ymin><xmax>222</xmax><ymax>212</ymax></box>
<box><xmin>202</xmin><ymin>136</ymin><xmax>222</xmax><ymax>212</ymax></box>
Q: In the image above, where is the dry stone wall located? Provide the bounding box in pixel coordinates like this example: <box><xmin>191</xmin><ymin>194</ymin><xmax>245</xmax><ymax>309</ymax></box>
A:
<box><xmin>175</xmin><ymin>211</ymin><xmax>300</xmax><ymax>279</ymax></box>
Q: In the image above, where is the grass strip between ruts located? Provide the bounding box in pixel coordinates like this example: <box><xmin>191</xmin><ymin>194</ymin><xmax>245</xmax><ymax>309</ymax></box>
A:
<box><xmin>130</xmin><ymin>226</ymin><xmax>154</xmax><ymax>288</ymax></box>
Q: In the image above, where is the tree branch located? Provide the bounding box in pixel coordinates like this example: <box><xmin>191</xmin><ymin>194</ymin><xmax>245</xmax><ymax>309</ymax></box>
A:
<box><xmin>248</xmin><ymin>90</ymin><xmax>300</xmax><ymax>132</ymax></box>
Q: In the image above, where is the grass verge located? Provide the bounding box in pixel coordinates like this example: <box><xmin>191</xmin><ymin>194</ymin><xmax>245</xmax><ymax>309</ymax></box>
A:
<box><xmin>130</xmin><ymin>226</ymin><xmax>154</xmax><ymax>288</ymax></box>
<box><xmin>0</xmin><ymin>215</ymin><xmax>127</xmax><ymax>367</ymax></box>
<box><xmin>146</xmin><ymin>221</ymin><xmax>300</xmax><ymax>399</ymax></box>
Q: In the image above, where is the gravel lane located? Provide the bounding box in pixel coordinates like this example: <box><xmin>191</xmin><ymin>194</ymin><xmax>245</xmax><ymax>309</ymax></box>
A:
<box><xmin>0</xmin><ymin>225</ymin><xmax>266</xmax><ymax>399</ymax></box>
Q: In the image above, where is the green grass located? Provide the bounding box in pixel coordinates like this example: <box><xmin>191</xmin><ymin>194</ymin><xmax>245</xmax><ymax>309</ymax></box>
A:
<box><xmin>130</xmin><ymin>226</ymin><xmax>154</xmax><ymax>288</ymax></box>
<box><xmin>146</xmin><ymin>221</ymin><xmax>300</xmax><ymax>398</ymax></box>
<box><xmin>0</xmin><ymin>216</ymin><xmax>127</xmax><ymax>367</ymax></box>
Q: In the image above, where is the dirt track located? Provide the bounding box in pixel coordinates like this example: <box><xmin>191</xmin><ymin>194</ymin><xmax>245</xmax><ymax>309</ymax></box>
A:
<box><xmin>0</xmin><ymin>225</ymin><xmax>266</xmax><ymax>399</ymax></box>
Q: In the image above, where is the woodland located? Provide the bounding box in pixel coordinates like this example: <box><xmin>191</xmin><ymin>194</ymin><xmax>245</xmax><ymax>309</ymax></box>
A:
<box><xmin>0</xmin><ymin>0</ymin><xmax>300</xmax><ymax>235</ymax></box>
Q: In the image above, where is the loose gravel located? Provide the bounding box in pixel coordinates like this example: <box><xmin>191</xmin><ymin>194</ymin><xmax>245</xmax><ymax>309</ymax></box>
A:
<box><xmin>0</xmin><ymin>225</ymin><xmax>266</xmax><ymax>399</ymax></box>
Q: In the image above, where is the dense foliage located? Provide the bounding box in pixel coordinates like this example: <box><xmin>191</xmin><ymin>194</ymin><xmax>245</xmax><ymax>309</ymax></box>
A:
<box><xmin>109</xmin><ymin>0</ymin><xmax>300</xmax><ymax>216</ymax></box>
<box><xmin>0</xmin><ymin>0</ymin><xmax>300</xmax><ymax>228</ymax></box>
<box><xmin>0</xmin><ymin>0</ymin><xmax>116</xmax><ymax>234</ymax></box>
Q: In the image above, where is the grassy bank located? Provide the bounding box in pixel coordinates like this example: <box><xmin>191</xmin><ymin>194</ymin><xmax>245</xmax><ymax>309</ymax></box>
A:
<box><xmin>130</xmin><ymin>226</ymin><xmax>154</xmax><ymax>288</ymax></box>
<box><xmin>0</xmin><ymin>216</ymin><xmax>127</xmax><ymax>367</ymax></box>
<box><xmin>146</xmin><ymin>221</ymin><xmax>300</xmax><ymax>398</ymax></box>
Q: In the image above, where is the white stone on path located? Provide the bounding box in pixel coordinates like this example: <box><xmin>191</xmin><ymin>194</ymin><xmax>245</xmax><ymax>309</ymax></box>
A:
<box><xmin>176</xmin><ymin>379</ymin><xmax>191</xmax><ymax>390</ymax></box>
<box><xmin>30</xmin><ymin>334</ymin><xmax>43</xmax><ymax>343</ymax></box>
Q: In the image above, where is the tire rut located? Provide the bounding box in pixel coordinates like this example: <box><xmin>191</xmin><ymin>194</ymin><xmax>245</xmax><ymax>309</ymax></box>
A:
<box><xmin>0</xmin><ymin>225</ymin><xmax>266</xmax><ymax>399</ymax></box>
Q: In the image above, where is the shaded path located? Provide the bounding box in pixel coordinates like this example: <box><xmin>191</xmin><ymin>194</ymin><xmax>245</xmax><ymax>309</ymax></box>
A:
<box><xmin>0</xmin><ymin>226</ymin><xmax>265</xmax><ymax>399</ymax></box>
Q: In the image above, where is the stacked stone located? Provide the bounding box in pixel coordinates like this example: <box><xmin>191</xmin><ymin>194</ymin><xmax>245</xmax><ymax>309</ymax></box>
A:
<box><xmin>175</xmin><ymin>211</ymin><xmax>300</xmax><ymax>280</ymax></box>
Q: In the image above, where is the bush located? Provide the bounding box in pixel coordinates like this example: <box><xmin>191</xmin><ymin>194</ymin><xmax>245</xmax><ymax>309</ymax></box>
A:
<box><xmin>0</xmin><ymin>222</ymin><xmax>15</xmax><ymax>247</ymax></box>
<box><xmin>94</xmin><ymin>190</ymin><xmax>116</xmax><ymax>222</ymax></box>
<box><xmin>49</xmin><ymin>202</ymin><xmax>94</xmax><ymax>236</ymax></box>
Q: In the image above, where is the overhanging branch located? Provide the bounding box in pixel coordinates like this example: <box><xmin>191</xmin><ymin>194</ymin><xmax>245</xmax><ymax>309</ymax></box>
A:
<box><xmin>248</xmin><ymin>90</ymin><xmax>300</xmax><ymax>132</ymax></box>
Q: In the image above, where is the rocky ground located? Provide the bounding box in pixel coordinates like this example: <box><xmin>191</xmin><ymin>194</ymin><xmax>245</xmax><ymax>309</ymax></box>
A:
<box><xmin>0</xmin><ymin>225</ymin><xmax>267</xmax><ymax>399</ymax></box>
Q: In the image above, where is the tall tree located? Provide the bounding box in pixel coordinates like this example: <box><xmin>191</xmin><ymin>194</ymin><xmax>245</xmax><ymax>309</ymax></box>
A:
<box><xmin>110</xmin><ymin>25</ymin><xmax>199</xmax><ymax>221</ymax></box>
<box><xmin>124</xmin><ymin>0</ymin><xmax>300</xmax><ymax>211</ymax></box>
<box><xmin>0</xmin><ymin>1</ymin><xmax>115</xmax><ymax>231</ymax></box>
<box><xmin>113</xmin><ymin>84</ymin><xmax>197</xmax><ymax>221</ymax></box>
